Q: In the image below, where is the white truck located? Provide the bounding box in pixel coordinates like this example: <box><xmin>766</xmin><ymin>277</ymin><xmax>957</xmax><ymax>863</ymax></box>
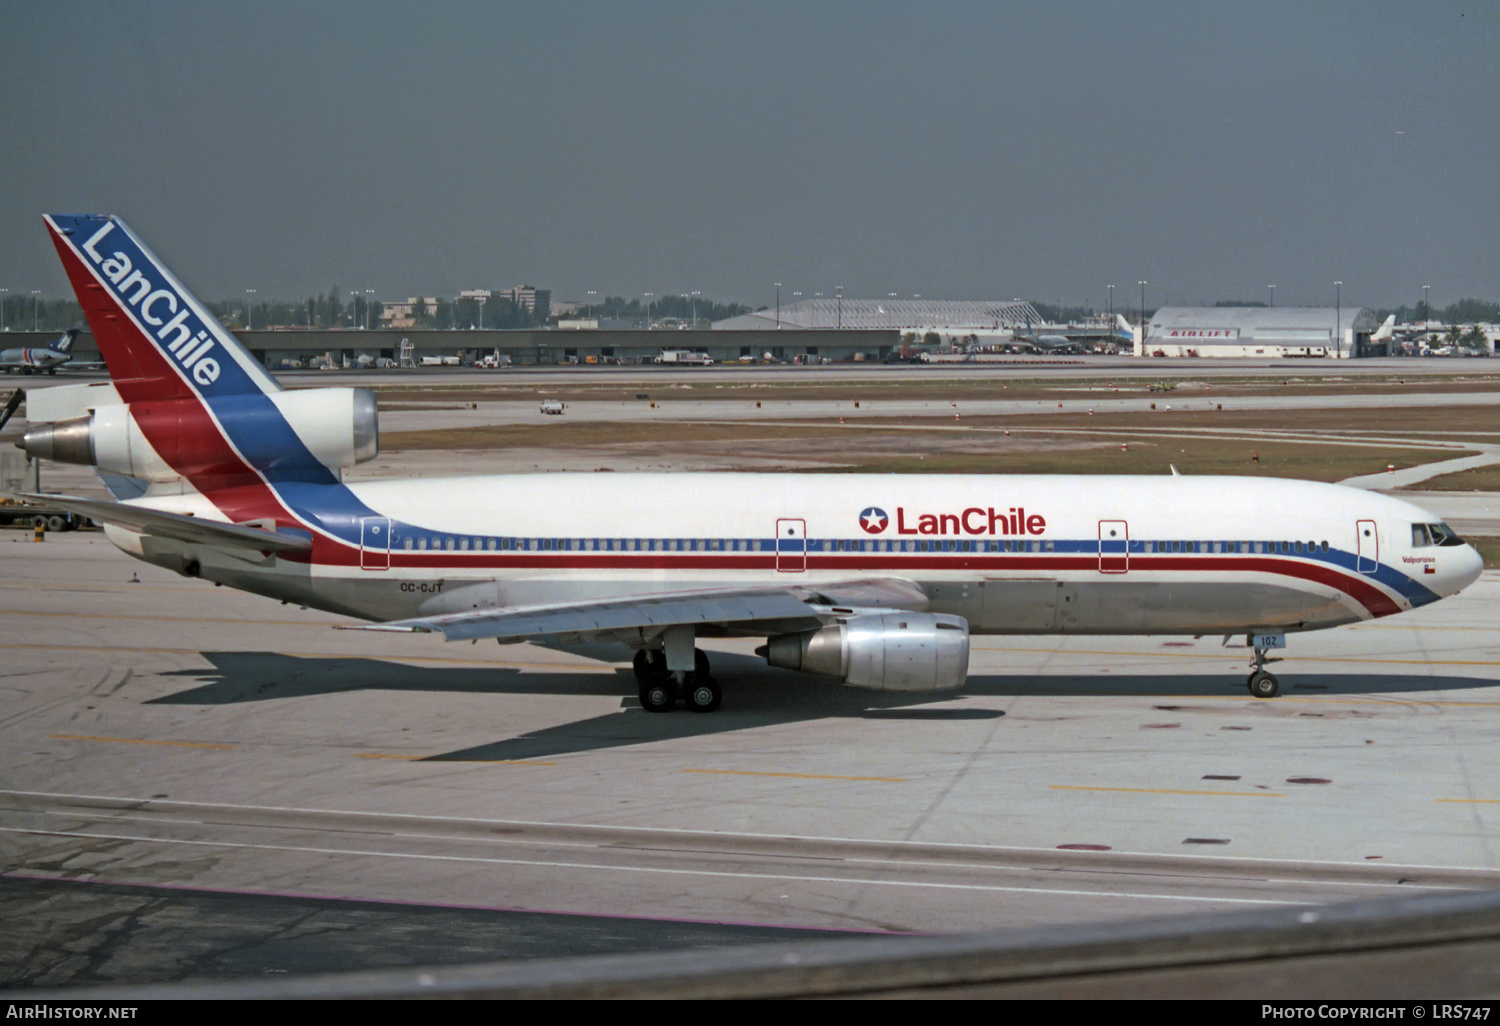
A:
<box><xmin>655</xmin><ymin>349</ymin><xmax>714</xmax><ymax>366</ymax></box>
<box><xmin>539</xmin><ymin>399</ymin><xmax>565</xmax><ymax>415</ymax></box>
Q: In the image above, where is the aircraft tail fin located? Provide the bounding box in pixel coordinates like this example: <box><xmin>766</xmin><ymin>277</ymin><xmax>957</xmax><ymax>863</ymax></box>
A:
<box><xmin>53</xmin><ymin>329</ymin><xmax>79</xmax><ymax>354</ymax></box>
<box><xmin>1116</xmin><ymin>313</ymin><xmax>1135</xmax><ymax>338</ymax></box>
<box><xmin>43</xmin><ymin>215</ymin><xmax>281</xmax><ymax>404</ymax></box>
<box><xmin>1371</xmin><ymin>314</ymin><xmax>1396</xmax><ymax>342</ymax></box>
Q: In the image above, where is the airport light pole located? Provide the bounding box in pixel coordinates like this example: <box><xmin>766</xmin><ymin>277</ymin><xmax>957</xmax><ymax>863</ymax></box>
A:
<box><xmin>774</xmin><ymin>283</ymin><xmax>781</xmax><ymax>330</ymax></box>
<box><xmin>1334</xmin><ymin>281</ymin><xmax>1343</xmax><ymax>358</ymax></box>
<box><xmin>1106</xmin><ymin>284</ymin><xmax>1114</xmax><ymax>324</ymax></box>
<box><xmin>245</xmin><ymin>288</ymin><xmax>256</xmax><ymax>330</ymax></box>
<box><xmin>366</xmin><ymin>289</ymin><xmax>375</xmax><ymax>330</ymax></box>
<box><xmin>1423</xmin><ymin>284</ymin><xmax>1431</xmax><ymax>335</ymax></box>
<box><xmin>836</xmin><ymin>286</ymin><xmax>843</xmax><ymax>330</ymax></box>
<box><xmin>0</xmin><ymin>288</ymin><xmax>7</xmax><ymax>332</ymax></box>
<box><xmin>691</xmin><ymin>290</ymin><xmax>700</xmax><ymax>328</ymax></box>
<box><xmin>587</xmin><ymin>290</ymin><xmax>597</xmax><ymax>325</ymax></box>
<box><xmin>32</xmin><ymin>290</ymin><xmax>41</xmax><ymax>331</ymax></box>
<box><xmin>644</xmin><ymin>292</ymin><xmax>653</xmax><ymax>329</ymax></box>
<box><xmin>1268</xmin><ymin>284</ymin><xmax>1275</xmax><ymax>307</ymax></box>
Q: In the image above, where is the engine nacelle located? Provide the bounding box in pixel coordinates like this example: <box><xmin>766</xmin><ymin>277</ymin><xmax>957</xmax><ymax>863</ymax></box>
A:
<box><xmin>763</xmin><ymin>612</ymin><xmax>970</xmax><ymax>692</ymax></box>
<box><xmin>22</xmin><ymin>387</ymin><xmax>378</xmax><ymax>482</ymax></box>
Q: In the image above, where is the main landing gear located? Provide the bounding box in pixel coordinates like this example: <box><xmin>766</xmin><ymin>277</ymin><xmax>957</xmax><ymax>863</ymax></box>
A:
<box><xmin>633</xmin><ymin>648</ymin><xmax>721</xmax><ymax>713</ymax></box>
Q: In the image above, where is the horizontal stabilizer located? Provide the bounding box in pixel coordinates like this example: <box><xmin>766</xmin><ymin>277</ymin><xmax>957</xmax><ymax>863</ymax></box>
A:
<box><xmin>342</xmin><ymin>577</ymin><xmax>930</xmax><ymax>642</ymax></box>
<box><xmin>21</xmin><ymin>494</ymin><xmax>312</xmax><ymax>553</ymax></box>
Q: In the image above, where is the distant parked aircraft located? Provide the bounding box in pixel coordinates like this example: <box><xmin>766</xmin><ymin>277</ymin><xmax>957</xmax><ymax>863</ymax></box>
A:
<box><xmin>0</xmin><ymin>329</ymin><xmax>79</xmax><ymax>374</ymax></box>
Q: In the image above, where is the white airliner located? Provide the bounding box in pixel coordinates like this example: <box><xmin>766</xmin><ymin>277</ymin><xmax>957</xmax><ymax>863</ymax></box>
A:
<box><xmin>1</xmin><ymin>329</ymin><xmax>79</xmax><ymax>374</ymax></box>
<box><xmin>22</xmin><ymin>215</ymin><xmax>1485</xmax><ymax>713</ymax></box>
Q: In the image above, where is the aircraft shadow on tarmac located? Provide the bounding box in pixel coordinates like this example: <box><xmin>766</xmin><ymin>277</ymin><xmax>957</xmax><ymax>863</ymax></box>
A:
<box><xmin>151</xmin><ymin>650</ymin><xmax>1499</xmax><ymax>761</ymax></box>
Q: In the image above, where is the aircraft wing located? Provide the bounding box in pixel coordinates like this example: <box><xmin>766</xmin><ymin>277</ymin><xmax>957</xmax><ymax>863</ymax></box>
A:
<box><xmin>22</xmin><ymin>493</ymin><xmax>313</xmax><ymax>553</ymax></box>
<box><xmin>342</xmin><ymin>577</ymin><xmax>931</xmax><ymax>644</ymax></box>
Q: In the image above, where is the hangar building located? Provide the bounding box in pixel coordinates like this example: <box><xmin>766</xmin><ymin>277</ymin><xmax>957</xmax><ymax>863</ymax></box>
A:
<box><xmin>1142</xmin><ymin>307</ymin><xmax>1384</xmax><ymax>358</ymax></box>
<box><xmin>714</xmin><ymin>298</ymin><xmax>1044</xmax><ymax>340</ymax></box>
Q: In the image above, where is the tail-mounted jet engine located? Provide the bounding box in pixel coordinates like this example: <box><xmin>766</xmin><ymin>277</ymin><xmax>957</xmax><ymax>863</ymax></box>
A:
<box><xmin>21</xmin><ymin>387</ymin><xmax>378</xmax><ymax>483</ymax></box>
<box><xmin>761</xmin><ymin>612</ymin><xmax>970</xmax><ymax>692</ymax></box>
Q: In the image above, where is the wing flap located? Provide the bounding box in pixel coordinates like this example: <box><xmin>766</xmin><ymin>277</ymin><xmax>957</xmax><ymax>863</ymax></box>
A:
<box><xmin>341</xmin><ymin>577</ymin><xmax>929</xmax><ymax>643</ymax></box>
<box><xmin>22</xmin><ymin>494</ymin><xmax>312</xmax><ymax>553</ymax></box>
<box><xmin>345</xmin><ymin>587</ymin><xmax>823</xmax><ymax>642</ymax></box>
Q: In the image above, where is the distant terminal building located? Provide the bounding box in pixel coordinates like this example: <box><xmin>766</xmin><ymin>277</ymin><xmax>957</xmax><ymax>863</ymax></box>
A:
<box><xmin>379</xmin><ymin>297</ymin><xmax>441</xmax><ymax>329</ymax></box>
<box><xmin>714</xmin><ymin>297</ymin><xmax>1044</xmax><ymax>342</ymax></box>
<box><xmin>1142</xmin><ymin>307</ymin><xmax>1384</xmax><ymax>358</ymax></box>
<box><xmin>502</xmin><ymin>285</ymin><xmax>550</xmax><ymax>321</ymax></box>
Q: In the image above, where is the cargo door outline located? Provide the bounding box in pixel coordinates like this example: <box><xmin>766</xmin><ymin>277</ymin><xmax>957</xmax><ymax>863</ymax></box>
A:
<box><xmin>776</xmin><ymin>518</ymin><xmax>806</xmax><ymax>572</ymax></box>
<box><xmin>361</xmin><ymin>517</ymin><xmax>391</xmax><ymax>570</ymax></box>
<box><xmin>1356</xmin><ymin>519</ymin><xmax>1378</xmax><ymax>575</ymax></box>
<box><xmin>1099</xmin><ymin>520</ymin><xmax>1128</xmax><ymax>574</ymax></box>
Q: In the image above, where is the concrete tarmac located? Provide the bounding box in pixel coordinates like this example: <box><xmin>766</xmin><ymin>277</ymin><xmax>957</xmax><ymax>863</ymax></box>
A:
<box><xmin>4</xmin><ymin>529</ymin><xmax>1500</xmax><ymax>987</ymax></box>
<box><xmin>7</xmin><ymin>364</ymin><xmax>1500</xmax><ymax>988</ymax></box>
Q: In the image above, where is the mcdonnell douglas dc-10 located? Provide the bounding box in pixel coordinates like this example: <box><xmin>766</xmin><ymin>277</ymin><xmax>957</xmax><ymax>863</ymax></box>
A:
<box><xmin>21</xmin><ymin>214</ymin><xmax>1483</xmax><ymax>712</ymax></box>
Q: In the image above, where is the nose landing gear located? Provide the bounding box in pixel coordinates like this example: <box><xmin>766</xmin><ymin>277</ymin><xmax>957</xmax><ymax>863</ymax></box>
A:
<box><xmin>1245</xmin><ymin>634</ymin><xmax>1285</xmax><ymax>698</ymax></box>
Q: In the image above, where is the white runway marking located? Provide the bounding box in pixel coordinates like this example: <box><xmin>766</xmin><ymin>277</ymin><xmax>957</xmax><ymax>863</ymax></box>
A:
<box><xmin>0</xmin><ymin>826</ymin><xmax>1293</xmax><ymax>907</ymax></box>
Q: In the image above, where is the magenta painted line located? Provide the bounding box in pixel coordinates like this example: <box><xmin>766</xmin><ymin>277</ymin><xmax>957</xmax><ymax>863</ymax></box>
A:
<box><xmin>0</xmin><ymin>870</ymin><xmax>919</xmax><ymax>936</ymax></box>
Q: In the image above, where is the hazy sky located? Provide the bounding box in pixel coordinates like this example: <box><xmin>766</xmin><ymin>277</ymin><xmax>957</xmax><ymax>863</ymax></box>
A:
<box><xmin>2</xmin><ymin>1</ymin><xmax>1495</xmax><ymax>311</ymax></box>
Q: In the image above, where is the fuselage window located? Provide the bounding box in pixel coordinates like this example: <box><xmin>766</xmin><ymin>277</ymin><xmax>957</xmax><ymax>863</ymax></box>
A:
<box><xmin>460</xmin><ymin>539</ymin><xmax>469</xmax><ymax>551</ymax></box>
<box><xmin>445</xmin><ymin>538</ymin><xmax>455</xmax><ymax>551</ymax></box>
<box><xmin>403</xmin><ymin>538</ymin><xmax>413</xmax><ymax>550</ymax></box>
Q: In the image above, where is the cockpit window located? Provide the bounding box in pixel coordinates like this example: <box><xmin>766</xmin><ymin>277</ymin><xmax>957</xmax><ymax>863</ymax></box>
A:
<box><xmin>1431</xmin><ymin>522</ymin><xmax>1466</xmax><ymax>547</ymax></box>
<box><xmin>1414</xmin><ymin>522</ymin><xmax>1465</xmax><ymax>548</ymax></box>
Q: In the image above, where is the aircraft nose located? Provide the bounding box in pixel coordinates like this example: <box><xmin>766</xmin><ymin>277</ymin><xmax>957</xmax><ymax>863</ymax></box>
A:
<box><xmin>1452</xmin><ymin>544</ymin><xmax>1485</xmax><ymax>593</ymax></box>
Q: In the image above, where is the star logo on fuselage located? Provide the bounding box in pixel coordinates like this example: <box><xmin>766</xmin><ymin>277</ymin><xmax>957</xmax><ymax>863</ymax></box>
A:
<box><xmin>859</xmin><ymin>506</ymin><xmax>888</xmax><ymax>534</ymax></box>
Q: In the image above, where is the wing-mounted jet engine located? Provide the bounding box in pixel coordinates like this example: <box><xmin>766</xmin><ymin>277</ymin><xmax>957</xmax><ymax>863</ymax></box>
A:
<box><xmin>760</xmin><ymin>612</ymin><xmax>971</xmax><ymax>692</ymax></box>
